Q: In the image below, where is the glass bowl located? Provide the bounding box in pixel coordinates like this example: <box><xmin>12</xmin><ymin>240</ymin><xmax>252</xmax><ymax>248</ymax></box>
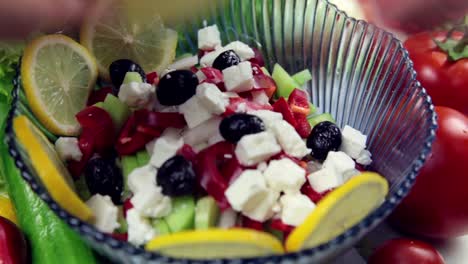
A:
<box><xmin>5</xmin><ymin>0</ymin><xmax>437</xmax><ymax>263</ymax></box>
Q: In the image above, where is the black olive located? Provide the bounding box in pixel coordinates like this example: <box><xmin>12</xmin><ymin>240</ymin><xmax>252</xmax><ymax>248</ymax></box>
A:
<box><xmin>156</xmin><ymin>155</ymin><xmax>196</xmax><ymax>196</ymax></box>
<box><xmin>219</xmin><ymin>113</ymin><xmax>266</xmax><ymax>143</ymax></box>
<box><xmin>306</xmin><ymin>121</ymin><xmax>342</xmax><ymax>160</ymax></box>
<box><xmin>212</xmin><ymin>50</ymin><xmax>241</xmax><ymax>71</ymax></box>
<box><xmin>84</xmin><ymin>156</ymin><xmax>123</xmax><ymax>204</ymax></box>
<box><xmin>109</xmin><ymin>59</ymin><xmax>146</xmax><ymax>90</ymax></box>
<box><xmin>156</xmin><ymin>70</ymin><xmax>199</xmax><ymax>106</ymax></box>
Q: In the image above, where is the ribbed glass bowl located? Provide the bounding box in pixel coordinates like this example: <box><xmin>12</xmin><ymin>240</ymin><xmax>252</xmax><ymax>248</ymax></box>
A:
<box><xmin>5</xmin><ymin>0</ymin><xmax>437</xmax><ymax>263</ymax></box>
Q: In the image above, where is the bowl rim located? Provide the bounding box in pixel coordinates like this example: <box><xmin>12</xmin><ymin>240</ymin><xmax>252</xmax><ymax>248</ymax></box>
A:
<box><xmin>4</xmin><ymin>1</ymin><xmax>438</xmax><ymax>262</ymax></box>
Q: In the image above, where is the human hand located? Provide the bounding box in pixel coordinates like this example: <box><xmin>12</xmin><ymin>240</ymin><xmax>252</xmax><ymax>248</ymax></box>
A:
<box><xmin>0</xmin><ymin>0</ymin><xmax>91</xmax><ymax>39</ymax></box>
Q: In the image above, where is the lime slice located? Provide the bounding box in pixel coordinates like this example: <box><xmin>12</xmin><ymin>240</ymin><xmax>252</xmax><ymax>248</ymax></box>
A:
<box><xmin>13</xmin><ymin>116</ymin><xmax>94</xmax><ymax>222</ymax></box>
<box><xmin>146</xmin><ymin>228</ymin><xmax>284</xmax><ymax>259</ymax></box>
<box><xmin>80</xmin><ymin>0</ymin><xmax>178</xmax><ymax>80</ymax></box>
<box><xmin>286</xmin><ymin>172</ymin><xmax>389</xmax><ymax>252</ymax></box>
<box><xmin>21</xmin><ymin>34</ymin><xmax>98</xmax><ymax>136</ymax></box>
<box><xmin>0</xmin><ymin>195</ymin><xmax>18</xmax><ymax>225</ymax></box>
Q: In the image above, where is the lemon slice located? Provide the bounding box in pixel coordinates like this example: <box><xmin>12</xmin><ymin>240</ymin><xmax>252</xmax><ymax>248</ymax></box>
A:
<box><xmin>0</xmin><ymin>195</ymin><xmax>18</xmax><ymax>225</ymax></box>
<box><xmin>286</xmin><ymin>172</ymin><xmax>389</xmax><ymax>252</ymax></box>
<box><xmin>146</xmin><ymin>228</ymin><xmax>284</xmax><ymax>259</ymax></box>
<box><xmin>13</xmin><ymin>116</ymin><xmax>93</xmax><ymax>222</ymax></box>
<box><xmin>80</xmin><ymin>0</ymin><xmax>178</xmax><ymax>80</ymax></box>
<box><xmin>21</xmin><ymin>34</ymin><xmax>98</xmax><ymax>136</ymax></box>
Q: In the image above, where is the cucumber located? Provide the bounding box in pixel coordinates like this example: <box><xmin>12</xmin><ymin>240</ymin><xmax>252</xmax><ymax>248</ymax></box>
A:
<box><xmin>75</xmin><ymin>175</ymin><xmax>91</xmax><ymax>201</ymax></box>
<box><xmin>164</xmin><ymin>196</ymin><xmax>195</xmax><ymax>233</ymax></box>
<box><xmin>308</xmin><ymin>113</ymin><xmax>336</xmax><ymax>128</ymax></box>
<box><xmin>121</xmin><ymin>155</ymin><xmax>139</xmax><ymax>199</ymax></box>
<box><xmin>152</xmin><ymin>218</ymin><xmax>171</xmax><ymax>235</ymax></box>
<box><xmin>136</xmin><ymin>150</ymin><xmax>151</xmax><ymax>166</ymax></box>
<box><xmin>309</xmin><ymin>103</ymin><xmax>318</xmax><ymax>115</ymax></box>
<box><xmin>0</xmin><ymin>145</ymin><xmax>97</xmax><ymax>264</ymax></box>
<box><xmin>292</xmin><ymin>69</ymin><xmax>312</xmax><ymax>86</ymax></box>
<box><xmin>123</xmin><ymin>72</ymin><xmax>143</xmax><ymax>84</ymax></box>
<box><xmin>115</xmin><ymin>208</ymin><xmax>128</xmax><ymax>234</ymax></box>
<box><xmin>102</xmin><ymin>94</ymin><xmax>132</xmax><ymax>131</ymax></box>
<box><xmin>272</xmin><ymin>64</ymin><xmax>301</xmax><ymax>98</ymax></box>
<box><xmin>195</xmin><ymin>196</ymin><xmax>220</xmax><ymax>230</ymax></box>
<box><xmin>93</xmin><ymin>102</ymin><xmax>105</xmax><ymax>108</ymax></box>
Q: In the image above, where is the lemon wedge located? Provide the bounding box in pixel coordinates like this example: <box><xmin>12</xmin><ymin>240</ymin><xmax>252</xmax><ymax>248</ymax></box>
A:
<box><xmin>80</xmin><ymin>0</ymin><xmax>178</xmax><ymax>80</ymax></box>
<box><xmin>21</xmin><ymin>34</ymin><xmax>98</xmax><ymax>136</ymax></box>
<box><xmin>146</xmin><ymin>228</ymin><xmax>284</xmax><ymax>259</ymax></box>
<box><xmin>13</xmin><ymin>116</ymin><xmax>93</xmax><ymax>222</ymax></box>
<box><xmin>286</xmin><ymin>172</ymin><xmax>389</xmax><ymax>252</ymax></box>
<box><xmin>0</xmin><ymin>195</ymin><xmax>18</xmax><ymax>225</ymax></box>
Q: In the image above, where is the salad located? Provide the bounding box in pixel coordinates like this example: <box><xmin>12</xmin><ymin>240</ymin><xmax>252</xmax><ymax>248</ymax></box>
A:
<box><xmin>12</xmin><ymin>20</ymin><xmax>388</xmax><ymax>258</ymax></box>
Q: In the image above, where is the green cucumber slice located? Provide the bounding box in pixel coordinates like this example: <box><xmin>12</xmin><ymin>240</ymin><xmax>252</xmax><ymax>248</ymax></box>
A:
<box><xmin>164</xmin><ymin>196</ymin><xmax>195</xmax><ymax>233</ymax></box>
<box><xmin>136</xmin><ymin>150</ymin><xmax>150</xmax><ymax>166</ymax></box>
<box><xmin>309</xmin><ymin>103</ymin><xmax>317</xmax><ymax>115</ymax></box>
<box><xmin>123</xmin><ymin>72</ymin><xmax>143</xmax><ymax>84</ymax></box>
<box><xmin>308</xmin><ymin>113</ymin><xmax>336</xmax><ymax>128</ymax></box>
<box><xmin>292</xmin><ymin>69</ymin><xmax>312</xmax><ymax>86</ymax></box>
<box><xmin>115</xmin><ymin>207</ymin><xmax>128</xmax><ymax>234</ymax></box>
<box><xmin>152</xmin><ymin>218</ymin><xmax>171</xmax><ymax>235</ymax></box>
<box><xmin>75</xmin><ymin>175</ymin><xmax>91</xmax><ymax>201</ymax></box>
<box><xmin>195</xmin><ymin>196</ymin><xmax>220</xmax><ymax>230</ymax></box>
<box><xmin>93</xmin><ymin>102</ymin><xmax>105</xmax><ymax>108</ymax></box>
<box><xmin>121</xmin><ymin>155</ymin><xmax>139</xmax><ymax>199</ymax></box>
<box><xmin>272</xmin><ymin>64</ymin><xmax>301</xmax><ymax>98</ymax></box>
<box><xmin>102</xmin><ymin>94</ymin><xmax>131</xmax><ymax>131</ymax></box>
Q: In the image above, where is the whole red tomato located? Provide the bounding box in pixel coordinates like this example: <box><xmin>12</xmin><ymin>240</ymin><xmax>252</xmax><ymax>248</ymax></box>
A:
<box><xmin>390</xmin><ymin>107</ymin><xmax>468</xmax><ymax>238</ymax></box>
<box><xmin>368</xmin><ymin>238</ymin><xmax>445</xmax><ymax>264</ymax></box>
<box><xmin>404</xmin><ymin>31</ymin><xmax>468</xmax><ymax>116</ymax></box>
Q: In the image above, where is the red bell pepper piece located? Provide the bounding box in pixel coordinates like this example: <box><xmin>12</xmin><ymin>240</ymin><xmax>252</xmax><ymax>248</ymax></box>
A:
<box><xmin>177</xmin><ymin>144</ymin><xmax>198</xmax><ymax>165</ymax></box>
<box><xmin>273</xmin><ymin>97</ymin><xmax>297</xmax><ymax>127</ymax></box>
<box><xmin>0</xmin><ymin>217</ymin><xmax>28</xmax><ymax>264</ymax></box>
<box><xmin>195</xmin><ymin>141</ymin><xmax>237</xmax><ymax>209</ymax></box>
<box><xmin>249</xmin><ymin>48</ymin><xmax>265</xmax><ymax>67</ymax></box>
<box><xmin>135</xmin><ymin>110</ymin><xmax>186</xmax><ymax>130</ymax></box>
<box><xmin>270</xmin><ymin>218</ymin><xmax>294</xmax><ymax>233</ymax></box>
<box><xmin>123</xmin><ymin>198</ymin><xmax>134</xmax><ymax>218</ymax></box>
<box><xmin>146</xmin><ymin>72</ymin><xmax>159</xmax><ymax>85</ymax></box>
<box><xmin>224</xmin><ymin>97</ymin><xmax>273</xmax><ymax>116</ymax></box>
<box><xmin>110</xmin><ymin>233</ymin><xmax>128</xmax><ymax>241</ymax></box>
<box><xmin>293</xmin><ymin>112</ymin><xmax>312</xmax><ymax>138</ymax></box>
<box><xmin>242</xmin><ymin>216</ymin><xmax>264</xmax><ymax>231</ymax></box>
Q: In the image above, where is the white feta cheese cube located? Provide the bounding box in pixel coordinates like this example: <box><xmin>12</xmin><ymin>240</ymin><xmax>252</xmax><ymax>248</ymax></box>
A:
<box><xmin>223</xmin><ymin>41</ymin><xmax>255</xmax><ymax>61</ymax></box>
<box><xmin>217</xmin><ymin>208</ymin><xmax>238</xmax><ymax>229</ymax></box>
<box><xmin>243</xmin><ymin>191</ymin><xmax>280</xmax><ymax>222</ymax></box>
<box><xmin>340</xmin><ymin>125</ymin><xmax>368</xmax><ymax>159</ymax></box>
<box><xmin>225</xmin><ymin>170</ymin><xmax>269</xmax><ymax>212</ymax></box>
<box><xmin>322</xmin><ymin>151</ymin><xmax>356</xmax><ymax>176</ymax></box>
<box><xmin>126</xmin><ymin>209</ymin><xmax>157</xmax><ymax>246</ymax></box>
<box><xmin>179</xmin><ymin>96</ymin><xmax>214</xmax><ymax>128</ymax></box>
<box><xmin>257</xmin><ymin>162</ymin><xmax>268</xmax><ymax>172</ymax></box>
<box><xmin>356</xmin><ymin>149</ymin><xmax>373</xmax><ymax>166</ymax></box>
<box><xmin>252</xmin><ymin>90</ymin><xmax>270</xmax><ymax>105</ymax></box>
<box><xmin>280</xmin><ymin>193</ymin><xmax>316</xmax><ymax>226</ymax></box>
<box><xmin>182</xmin><ymin>117</ymin><xmax>222</xmax><ymax>146</ymax></box>
<box><xmin>131</xmin><ymin>186</ymin><xmax>172</xmax><ymax>218</ymax></box>
<box><xmin>149</xmin><ymin>129</ymin><xmax>184</xmax><ymax>168</ymax></box>
<box><xmin>208</xmin><ymin>132</ymin><xmax>225</xmax><ymax>146</ymax></box>
<box><xmin>196</xmin><ymin>70</ymin><xmax>207</xmax><ymax>82</ymax></box>
<box><xmin>86</xmin><ymin>194</ymin><xmax>120</xmax><ymax>233</ymax></box>
<box><xmin>54</xmin><ymin>137</ymin><xmax>82</xmax><ymax>162</ymax></box>
<box><xmin>200</xmin><ymin>47</ymin><xmax>227</xmax><ymax>67</ymax></box>
<box><xmin>248</xmin><ymin>110</ymin><xmax>283</xmax><ymax>129</ymax></box>
<box><xmin>307</xmin><ymin>166</ymin><xmax>342</xmax><ymax>193</ymax></box>
<box><xmin>223</xmin><ymin>61</ymin><xmax>255</xmax><ymax>93</ymax></box>
<box><xmin>127</xmin><ymin>165</ymin><xmax>157</xmax><ymax>194</ymax></box>
<box><xmin>264</xmin><ymin>159</ymin><xmax>306</xmax><ymax>194</ymax></box>
<box><xmin>196</xmin><ymin>82</ymin><xmax>229</xmax><ymax>114</ymax></box>
<box><xmin>167</xmin><ymin>55</ymin><xmax>199</xmax><ymax>71</ymax></box>
<box><xmin>272</xmin><ymin>120</ymin><xmax>311</xmax><ymax>158</ymax></box>
<box><xmin>118</xmin><ymin>82</ymin><xmax>155</xmax><ymax>109</ymax></box>
<box><xmin>198</xmin><ymin>25</ymin><xmax>222</xmax><ymax>51</ymax></box>
<box><xmin>235</xmin><ymin>131</ymin><xmax>281</xmax><ymax>166</ymax></box>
